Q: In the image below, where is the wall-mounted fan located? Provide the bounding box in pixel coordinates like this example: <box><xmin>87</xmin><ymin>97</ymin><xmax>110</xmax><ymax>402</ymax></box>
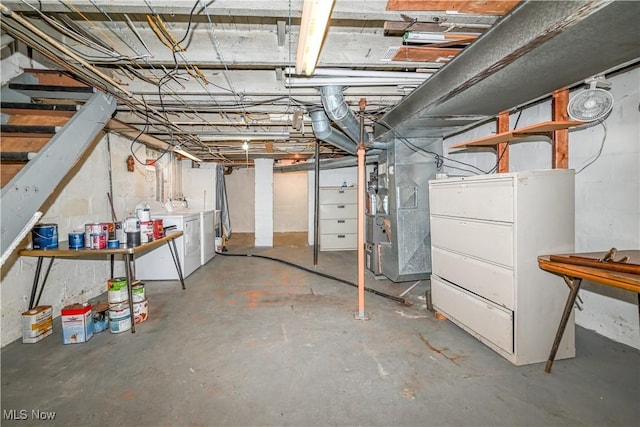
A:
<box><xmin>567</xmin><ymin>76</ymin><xmax>614</xmax><ymax>122</ymax></box>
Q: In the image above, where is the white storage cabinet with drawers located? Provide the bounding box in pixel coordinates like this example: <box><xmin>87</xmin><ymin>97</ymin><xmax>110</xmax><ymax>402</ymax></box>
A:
<box><xmin>428</xmin><ymin>169</ymin><xmax>576</xmax><ymax>366</ymax></box>
<box><xmin>319</xmin><ymin>186</ymin><xmax>357</xmax><ymax>251</ymax></box>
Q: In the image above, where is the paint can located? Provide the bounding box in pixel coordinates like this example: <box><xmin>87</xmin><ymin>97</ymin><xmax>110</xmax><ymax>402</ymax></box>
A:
<box><xmin>68</xmin><ymin>231</ymin><xmax>85</xmax><ymax>249</ymax></box>
<box><xmin>140</xmin><ymin>221</ymin><xmax>154</xmax><ymax>243</ymax></box>
<box><xmin>92</xmin><ymin>303</ymin><xmax>110</xmax><ymax>333</ymax></box>
<box><xmin>124</xmin><ymin>216</ymin><xmax>140</xmax><ymax>233</ymax></box>
<box><xmin>215</xmin><ymin>237</ymin><xmax>223</xmax><ymax>252</ymax></box>
<box><xmin>133</xmin><ymin>298</ymin><xmax>149</xmax><ymax>324</ymax></box>
<box><xmin>114</xmin><ymin>221</ymin><xmax>125</xmax><ymax>242</ymax></box>
<box><xmin>131</xmin><ymin>282</ymin><xmax>145</xmax><ymax>302</ymax></box>
<box><xmin>107</xmin><ymin>277</ymin><xmax>128</xmax><ymax>304</ymax></box>
<box><xmin>109</xmin><ymin>302</ymin><xmax>131</xmax><ymax>334</ymax></box>
<box><xmin>126</xmin><ymin>231</ymin><xmax>141</xmax><ymax>247</ymax></box>
<box><xmin>84</xmin><ymin>223</ymin><xmax>104</xmax><ymax>248</ymax></box>
<box><xmin>152</xmin><ymin>219</ymin><xmax>164</xmax><ymax>239</ymax></box>
<box><xmin>32</xmin><ymin>224</ymin><xmax>58</xmax><ymax>249</ymax></box>
<box><xmin>107</xmin><ymin>239</ymin><xmax>120</xmax><ymax>249</ymax></box>
<box><xmin>106</xmin><ymin>222</ymin><xmax>116</xmax><ymax>240</ymax></box>
<box><xmin>136</xmin><ymin>207</ymin><xmax>151</xmax><ymax>222</ymax></box>
<box><xmin>90</xmin><ymin>233</ymin><xmax>107</xmax><ymax>249</ymax></box>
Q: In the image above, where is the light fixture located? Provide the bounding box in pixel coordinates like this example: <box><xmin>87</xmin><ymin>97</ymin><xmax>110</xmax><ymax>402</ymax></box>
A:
<box><xmin>284</xmin><ymin>76</ymin><xmax>430</xmax><ymax>88</ymax></box>
<box><xmin>199</xmin><ymin>132</ymin><xmax>290</xmax><ymax>142</ymax></box>
<box><xmin>242</xmin><ymin>140</ymin><xmax>249</xmax><ymax>150</ymax></box>
<box><xmin>173</xmin><ymin>147</ymin><xmax>203</xmax><ymax>162</ymax></box>
<box><xmin>296</xmin><ymin>0</ymin><xmax>336</xmax><ymax>76</ymax></box>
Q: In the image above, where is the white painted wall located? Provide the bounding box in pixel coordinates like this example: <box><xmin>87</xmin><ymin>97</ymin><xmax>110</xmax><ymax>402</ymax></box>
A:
<box><xmin>274</xmin><ymin>171</ymin><xmax>308</xmax><ymax>232</ymax></box>
<box><xmin>0</xmin><ymin>133</ymin><xmax>166</xmax><ymax>347</ymax></box>
<box><xmin>181</xmin><ymin>160</ymin><xmax>217</xmax><ymax>211</ymax></box>
<box><xmin>443</xmin><ymin>67</ymin><xmax>640</xmax><ymax>349</ymax></box>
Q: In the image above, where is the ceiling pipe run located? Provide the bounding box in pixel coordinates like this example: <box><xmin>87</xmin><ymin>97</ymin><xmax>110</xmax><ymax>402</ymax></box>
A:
<box><xmin>320</xmin><ymin>85</ymin><xmax>387</xmax><ymax>150</ymax></box>
<box><xmin>275</xmin><ymin>153</ymin><xmax>379</xmax><ymax>173</ymax></box>
<box><xmin>309</xmin><ymin>108</ymin><xmax>357</xmax><ymax>155</ymax></box>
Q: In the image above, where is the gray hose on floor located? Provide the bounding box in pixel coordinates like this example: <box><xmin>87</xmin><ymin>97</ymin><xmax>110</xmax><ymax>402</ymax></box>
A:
<box><xmin>215</xmin><ymin>251</ymin><xmax>409</xmax><ymax>305</ymax></box>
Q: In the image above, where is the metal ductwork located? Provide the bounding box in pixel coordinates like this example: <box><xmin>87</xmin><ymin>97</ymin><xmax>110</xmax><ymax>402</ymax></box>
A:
<box><xmin>275</xmin><ymin>153</ymin><xmax>379</xmax><ymax>173</ymax></box>
<box><xmin>320</xmin><ymin>86</ymin><xmax>387</xmax><ymax>150</ymax></box>
<box><xmin>309</xmin><ymin>109</ymin><xmax>357</xmax><ymax>155</ymax></box>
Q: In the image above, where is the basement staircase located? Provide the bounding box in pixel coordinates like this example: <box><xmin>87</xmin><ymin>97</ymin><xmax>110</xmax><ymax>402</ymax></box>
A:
<box><xmin>1</xmin><ymin>69</ymin><xmax>116</xmax><ymax>263</ymax></box>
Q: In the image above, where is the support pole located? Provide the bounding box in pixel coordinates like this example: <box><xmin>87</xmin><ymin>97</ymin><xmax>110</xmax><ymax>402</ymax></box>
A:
<box><xmin>313</xmin><ymin>140</ymin><xmax>320</xmax><ymax>267</ymax></box>
<box><xmin>355</xmin><ymin>99</ymin><xmax>369</xmax><ymax>320</ymax></box>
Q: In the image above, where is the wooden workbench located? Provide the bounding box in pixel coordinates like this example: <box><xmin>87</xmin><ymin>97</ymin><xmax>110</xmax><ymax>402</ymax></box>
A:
<box><xmin>19</xmin><ymin>231</ymin><xmax>185</xmax><ymax>333</ymax></box>
<box><xmin>538</xmin><ymin>250</ymin><xmax>640</xmax><ymax>372</ymax></box>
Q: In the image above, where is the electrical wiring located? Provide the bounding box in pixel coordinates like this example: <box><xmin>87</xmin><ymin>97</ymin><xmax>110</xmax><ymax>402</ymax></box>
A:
<box><xmin>575</xmin><ymin>120</ymin><xmax>608</xmax><ymax>174</ymax></box>
<box><xmin>216</xmin><ymin>251</ymin><xmax>408</xmax><ymax>305</ymax></box>
<box><xmin>376</xmin><ymin>119</ymin><xmax>490</xmax><ymax>175</ymax></box>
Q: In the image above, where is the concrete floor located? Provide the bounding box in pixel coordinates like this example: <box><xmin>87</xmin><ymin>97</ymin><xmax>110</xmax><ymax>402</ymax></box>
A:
<box><xmin>2</xmin><ymin>232</ymin><xmax>639</xmax><ymax>426</ymax></box>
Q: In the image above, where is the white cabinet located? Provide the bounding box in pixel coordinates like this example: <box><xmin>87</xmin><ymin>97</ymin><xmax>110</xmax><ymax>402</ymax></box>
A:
<box><xmin>429</xmin><ymin>169</ymin><xmax>576</xmax><ymax>366</ymax></box>
<box><xmin>135</xmin><ymin>212</ymin><xmax>201</xmax><ymax>280</ymax></box>
<box><xmin>319</xmin><ymin>187</ymin><xmax>358</xmax><ymax>251</ymax></box>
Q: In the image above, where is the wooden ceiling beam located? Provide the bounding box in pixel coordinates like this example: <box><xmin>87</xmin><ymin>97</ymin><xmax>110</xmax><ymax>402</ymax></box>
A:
<box><xmin>386</xmin><ymin>0</ymin><xmax>520</xmax><ymax>15</ymax></box>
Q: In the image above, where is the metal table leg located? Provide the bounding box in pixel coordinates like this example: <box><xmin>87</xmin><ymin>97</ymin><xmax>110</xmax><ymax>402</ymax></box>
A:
<box><xmin>545</xmin><ymin>275</ymin><xmax>582</xmax><ymax>373</ymax></box>
<box><xmin>29</xmin><ymin>256</ymin><xmax>56</xmax><ymax>310</ymax></box>
<box><xmin>167</xmin><ymin>239</ymin><xmax>186</xmax><ymax>290</ymax></box>
<box><xmin>124</xmin><ymin>253</ymin><xmax>136</xmax><ymax>333</ymax></box>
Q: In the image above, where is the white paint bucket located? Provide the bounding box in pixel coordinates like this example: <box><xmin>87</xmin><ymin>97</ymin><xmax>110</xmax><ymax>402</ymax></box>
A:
<box><xmin>131</xmin><ymin>282</ymin><xmax>145</xmax><ymax>302</ymax></box>
<box><xmin>133</xmin><ymin>299</ymin><xmax>149</xmax><ymax>324</ymax></box>
<box><xmin>107</xmin><ymin>278</ymin><xmax>128</xmax><ymax>304</ymax></box>
<box><xmin>109</xmin><ymin>302</ymin><xmax>131</xmax><ymax>333</ymax></box>
<box><xmin>215</xmin><ymin>237</ymin><xmax>223</xmax><ymax>252</ymax></box>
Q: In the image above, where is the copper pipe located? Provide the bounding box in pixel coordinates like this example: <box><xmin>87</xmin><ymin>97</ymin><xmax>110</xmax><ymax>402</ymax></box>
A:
<box><xmin>356</xmin><ymin>98</ymin><xmax>368</xmax><ymax>319</ymax></box>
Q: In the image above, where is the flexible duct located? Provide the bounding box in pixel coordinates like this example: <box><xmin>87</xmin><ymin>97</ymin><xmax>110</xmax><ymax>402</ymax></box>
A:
<box><xmin>309</xmin><ymin>109</ymin><xmax>357</xmax><ymax>155</ymax></box>
<box><xmin>320</xmin><ymin>85</ymin><xmax>387</xmax><ymax>149</ymax></box>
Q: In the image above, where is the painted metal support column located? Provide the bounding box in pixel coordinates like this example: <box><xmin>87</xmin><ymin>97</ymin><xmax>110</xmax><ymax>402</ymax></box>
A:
<box><xmin>355</xmin><ymin>99</ymin><xmax>369</xmax><ymax>320</ymax></box>
<box><xmin>1</xmin><ymin>92</ymin><xmax>116</xmax><ymax>257</ymax></box>
<box><xmin>313</xmin><ymin>140</ymin><xmax>320</xmax><ymax>267</ymax></box>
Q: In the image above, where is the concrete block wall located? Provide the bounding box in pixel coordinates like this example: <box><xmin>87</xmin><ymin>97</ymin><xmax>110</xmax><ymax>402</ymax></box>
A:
<box><xmin>443</xmin><ymin>67</ymin><xmax>640</xmax><ymax>349</ymax></box>
<box><xmin>254</xmin><ymin>159</ymin><xmax>274</xmax><ymax>247</ymax></box>
<box><xmin>0</xmin><ymin>134</ymin><xmax>166</xmax><ymax>347</ymax></box>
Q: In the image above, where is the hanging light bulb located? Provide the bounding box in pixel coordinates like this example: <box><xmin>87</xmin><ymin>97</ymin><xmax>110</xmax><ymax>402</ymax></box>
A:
<box><xmin>242</xmin><ymin>140</ymin><xmax>249</xmax><ymax>150</ymax></box>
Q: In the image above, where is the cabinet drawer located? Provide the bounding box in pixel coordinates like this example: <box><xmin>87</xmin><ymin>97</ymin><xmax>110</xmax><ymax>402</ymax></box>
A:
<box><xmin>319</xmin><ymin>187</ymin><xmax>357</xmax><ymax>204</ymax></box>
<box><xmin>431</xmin><ymin>216</ymin><xmax>513</xmax><ymax>267</ymax></box>
<box><xmin>429</xmin><ymin>178</ymin><xmax>513</xmax><ymax>222</ymax></box>
<box><xmin>320</xmin><ymin>203</ymin><xmax>357</xmax><ymax>219</ymax></box>
<box><xmin>431</xmin><ymin>247</ymin><xmax>514</xmax><ymax>309</ymax></box>
<box><xmin>320</xmin><ymin>233</ymin><xmax>357</xmax><ymax>250</ymax></box>
<box><xmin>432</xmin><ymin>275</ymin><xmax>513</xmax><ymax>353</ymax></box>
<box><xmin>320</xmin><ymin>218</ymin><xmax>356</xmax><ymax>234</ymax></box>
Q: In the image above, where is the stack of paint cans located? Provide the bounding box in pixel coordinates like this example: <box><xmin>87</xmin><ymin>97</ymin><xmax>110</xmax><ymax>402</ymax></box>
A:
<box><xmin>107</xmin><ymin>277</ymin><xmax>131</xmax><ymax>333</ymax></box>
<box><xmin>132</xmin><ymin>282</ymin><xmax>148</xmax><ymax>324</ymax></box>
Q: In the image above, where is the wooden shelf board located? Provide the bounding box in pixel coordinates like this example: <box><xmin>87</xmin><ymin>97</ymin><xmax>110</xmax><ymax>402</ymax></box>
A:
<box><xmin>449</xmin><ymin>120</ymin><xmax>584</xmax><ymax>149</ymax></box>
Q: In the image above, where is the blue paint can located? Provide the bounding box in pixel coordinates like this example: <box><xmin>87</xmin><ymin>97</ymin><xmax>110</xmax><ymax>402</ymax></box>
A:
<box><xmin>68</xmin><ymin>231</ymin><xmax>85</xmax><ymax>249</ymax></box>
<box><xmin>107</xmin><ymin>239</ymin><xmax>120</xmax><ymax>249</ymax></box>
<box><xmin>32</xmin><ymin>224</ymin><xmax>58</xmax><ymax>249</ymax></box>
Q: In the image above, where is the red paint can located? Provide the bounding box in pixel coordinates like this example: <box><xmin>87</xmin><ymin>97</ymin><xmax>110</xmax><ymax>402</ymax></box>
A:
<box><xmin>152</xmin><ymin>219</ymin><xmax>164</xmax><ymax>239</ymax></box>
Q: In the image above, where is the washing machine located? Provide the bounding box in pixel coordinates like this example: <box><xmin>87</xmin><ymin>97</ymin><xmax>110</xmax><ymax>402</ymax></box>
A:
<box><xmin>134</xmin><ymin>212</ymin><xmax>201</xmax><ymax>280</ymax></box>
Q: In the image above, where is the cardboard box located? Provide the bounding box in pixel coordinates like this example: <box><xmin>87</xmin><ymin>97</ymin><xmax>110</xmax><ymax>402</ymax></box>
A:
<box><xmin>61</xmin><ymin>303</ymin><xmax>94</xmax><ymax>344</ymax></box>
<box><xmin>22</xmin><ymin>305</ymin><xmax>53</xmax><ymax>344</ymax></box>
